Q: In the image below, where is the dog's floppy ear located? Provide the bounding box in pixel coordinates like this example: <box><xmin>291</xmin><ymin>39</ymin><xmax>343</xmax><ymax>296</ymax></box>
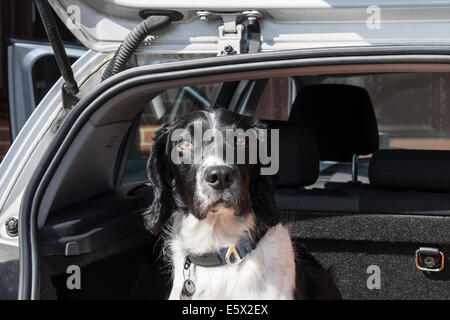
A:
<box><xmin>143</xmin><ymin>121</ymin><xmax>176</xmax><ymax>235</ymax></box>
<box><xmin>248</xmin><ymin>117</ymin><xmax>280</xmax><ymax>227</ymax></box>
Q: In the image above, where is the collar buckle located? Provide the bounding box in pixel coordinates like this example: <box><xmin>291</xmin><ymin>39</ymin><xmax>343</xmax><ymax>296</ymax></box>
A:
<box><xmin>226</xmin><ymin>245</ymin><xmax>242</xmax><ymax>265</ymax></box>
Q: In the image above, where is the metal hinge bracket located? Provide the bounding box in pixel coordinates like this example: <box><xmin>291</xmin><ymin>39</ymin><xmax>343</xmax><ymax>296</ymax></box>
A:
<box><xmin>196</xmin><ymin>10</ymin><xmax>262</xmax><ymax>56</ymax></box>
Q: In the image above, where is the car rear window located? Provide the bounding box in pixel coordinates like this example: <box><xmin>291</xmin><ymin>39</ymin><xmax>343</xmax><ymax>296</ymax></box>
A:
<box><xmin>302</xmin><ymin>72</ymin><xmax>450</xmax><ymax>151</ymax></box>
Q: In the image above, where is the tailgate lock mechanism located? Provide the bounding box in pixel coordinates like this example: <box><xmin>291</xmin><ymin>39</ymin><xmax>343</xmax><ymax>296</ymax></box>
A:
<box><xmin>196</xmin><ymin>10</ymin><xmax>262</xmax><ymax>56</ymax></box>
<box><xmin>415</xmin><ymin>247</ymin><xmax>445</xmax><ymax>272</ymax></box>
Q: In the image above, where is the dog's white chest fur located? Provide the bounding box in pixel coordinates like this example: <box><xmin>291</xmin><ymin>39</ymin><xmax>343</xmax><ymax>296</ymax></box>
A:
<box><xmin>166</xmin><ymin>211</ymin><xmax>296</xmax><ymax>300</ymax></box>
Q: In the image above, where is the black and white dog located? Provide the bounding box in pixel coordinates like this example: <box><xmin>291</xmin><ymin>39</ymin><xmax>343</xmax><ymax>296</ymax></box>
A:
<box><xmin>144</xmin><ymin>108</ymin><xmax>340</xmax><ymax>300</ymax></box>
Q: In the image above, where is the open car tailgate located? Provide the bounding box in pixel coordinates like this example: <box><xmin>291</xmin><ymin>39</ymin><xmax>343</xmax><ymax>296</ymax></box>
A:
<box><xmin>49</xmin><ymin>0</ymin><xmax>450</xmax><ymax>54</ymax></box>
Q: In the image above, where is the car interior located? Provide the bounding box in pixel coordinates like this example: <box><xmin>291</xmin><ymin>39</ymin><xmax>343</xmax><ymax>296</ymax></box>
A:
<box><xmin>35</xmin><ymin>70</ymin><xmax>450</xmax><ymax>299</ymax></box>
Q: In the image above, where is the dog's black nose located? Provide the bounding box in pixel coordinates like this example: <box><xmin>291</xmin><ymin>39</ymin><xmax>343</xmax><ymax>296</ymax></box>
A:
<box><xmin>205</xmin><ymin>166</ymin><xmax>236</xmax><ymax>190</ymax></box>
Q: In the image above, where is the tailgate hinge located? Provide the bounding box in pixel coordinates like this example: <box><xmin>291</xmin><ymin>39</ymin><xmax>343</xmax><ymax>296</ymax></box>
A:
<box><xmin>196</xmin><ymin>10</ymin><xmax>262</xmax><ymax>56</ymax></box>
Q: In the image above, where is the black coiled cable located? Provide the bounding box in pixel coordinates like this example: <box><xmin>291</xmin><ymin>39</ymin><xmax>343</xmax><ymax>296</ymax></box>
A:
<box><xmin>102</xmin><ymin>15</ymin><xmax>172</xmax><ymax>81</ymax></box>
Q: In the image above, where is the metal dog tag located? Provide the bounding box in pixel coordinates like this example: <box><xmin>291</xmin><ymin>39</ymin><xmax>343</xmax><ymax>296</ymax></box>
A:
<box><xmin>180</xmin><ymin>279</ymin><xmax>196</xmax><ymax>300</ymax></box>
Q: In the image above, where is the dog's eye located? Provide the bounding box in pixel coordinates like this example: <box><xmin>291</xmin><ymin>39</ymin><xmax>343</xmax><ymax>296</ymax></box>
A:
<box><xmin>179</xmin><ymin>141</ymin><xmax>193</xmax><ymax>151</ymax></box>
<box><xmin>236</xmin><ymin>137</ymin><xmax>247</xmax><ymax>147</ymax></box>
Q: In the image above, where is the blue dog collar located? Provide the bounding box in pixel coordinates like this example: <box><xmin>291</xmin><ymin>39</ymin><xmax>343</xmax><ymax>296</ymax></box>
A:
<box><xmin>186</xmin><ymin>238</ymin><xmax>255</xmax><ymax>267</ymax></box>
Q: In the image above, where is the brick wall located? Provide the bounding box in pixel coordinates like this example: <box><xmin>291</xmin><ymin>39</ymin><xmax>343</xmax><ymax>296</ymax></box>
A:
<box><xmin>0</xmin><ymin>88</ymin><xmax>11</xmax><ymax>162</ymax></box>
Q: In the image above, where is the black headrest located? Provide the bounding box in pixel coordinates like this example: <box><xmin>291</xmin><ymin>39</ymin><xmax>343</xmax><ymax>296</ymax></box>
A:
<box><xmin>265</xmin><ymin>120</ymin><xmax>319</xmax><ymax>187</ymax></box>
<box><xmin>289</xmin><ymin>84</ymin><xmax>379</xmax><ymax>162</ymax></box>
<box><xmin>370</xmin><ymin>149</ymin><xmax>450</xmax><ymax>191</ymax></box>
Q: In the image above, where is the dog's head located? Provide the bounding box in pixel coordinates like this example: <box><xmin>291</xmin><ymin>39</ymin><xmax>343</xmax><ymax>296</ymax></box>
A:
<box><xmin>143</xmin><ymin>108</ymin><xmax>279</xmax><ymax>234</ymax></box>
